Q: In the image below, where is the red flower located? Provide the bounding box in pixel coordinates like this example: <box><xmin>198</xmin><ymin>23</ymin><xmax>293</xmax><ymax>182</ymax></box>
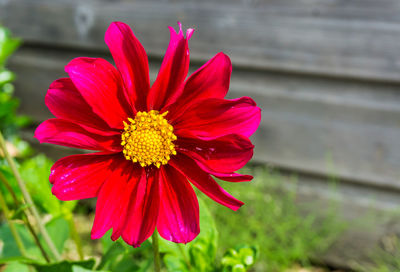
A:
<box><xmin>35</xmin><ymin>22</ymin><xmax>261</xmax><ymax>246</ymax></box>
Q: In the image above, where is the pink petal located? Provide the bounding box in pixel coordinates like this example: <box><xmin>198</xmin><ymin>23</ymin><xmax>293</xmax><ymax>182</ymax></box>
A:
<box><xmin>91</xmin><ymin>160</ymin><xmax>142</xmax><ymax>239</ymax></box>
<box><xmin>105</xmin><ymin>22</ymin><xmax>150</xmax><ymax>111</ymax></box>
<box><xmin>147</xmin><ymin>22</ymin><xmax>191</xmax><ymax>111</ymax></box>
<box><xmin>174</xmin><ymin>97</ymin><xmax>261</xmax><ymax>140</ymax></box>
<box><xmin>50</xmin><ymin>153</ymin><xmax>119</xmax><ymax>200</ymax></box>
<box><xmin>176</xmin><ymin>134</ymin><xmax>254</xmax><ymax>173</ymax></box>
<box><xmin>120</xmin><ymin>169</ymin><xmax>160</xmax><ymax>247</ymax></box>
<box><xmin>186</xmin><ymin>28</ymin><xmax>194</xmax><ymax>40</ymax></box>
<box><xmin>157</xmin><ymin>166</ymin><xmax>199</xmax><ymax>243</ymax></box>
<box><xmin>65</xmin><ymin>57</ymin><xmax>131</xmax><ymax>129</ymax></box>
<box><xmin>35</xmin><ymin>119</ymin><xmax>122</xmax><ymax>152</ymax></box>
<box><xmin>193</xmin><ymin>160</ymin><xmax>253</xmax><ymax>182</ymax></box>
<box><xmin>210</xmin><ymin>172</ymin><xmax>253</xmax><ymax>182</ymax></box>
<box><xmin>45</xmin><ymin>78</ymin><xmax>118</xmax><ymax>136</ymax></box>
<box><xmin>168</xmin><ymin>52</ymin><xmax>232</xmax><ymax>121</ymax></box>
<box><xmin>170</xmin><ymin>154</ymin><xmax>243</xmax><ymax>211</ymax></box>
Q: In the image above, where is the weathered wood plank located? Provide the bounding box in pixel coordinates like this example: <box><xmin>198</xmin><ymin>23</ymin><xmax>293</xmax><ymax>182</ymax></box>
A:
<box><xmin>293</xmin><ymin>172</ymin><xmax>400</xmax><ymax>268</ymax></box>
<box><xmin>2</xmin><ymin>0</ymin><xmax>400</xmax><ymax>81</ymax></box>
<box><xmin>9</xmin><ymin>46</ymin><xmax>400</xmax><ymax>191</ymax></box>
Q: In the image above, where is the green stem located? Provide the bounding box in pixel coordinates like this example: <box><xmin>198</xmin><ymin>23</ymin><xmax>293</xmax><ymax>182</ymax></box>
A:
<box><xmin>0</xmin><ymin>189</ymin><xmax>27</xmax><ymax>256</ymax></box>
<box><xmin>0</xmin><ymin>171</ymin><xmax>18</xmax><ymax>204</ymax></box>
<box><xmin>66</xmin><ymin>215</ymin><xmax>84</xmax><ymax>260</ymax></box>
<box><xmin>152</xmin><ymin>230</ymin><xmax>161</xmax><ymax>272</ymax></box>
<box><xmin>0</xmin><ymin>172</ymin><xmax>50</xmax><ymax>262</ymax></box>
<box><xmin>178</xmin><ymin>244</ymin><xmax>192</xmax><ymax>270</ymax></box>
<box><xmin>0</xmin><ymin>132</ymin><xmax>61</xmax><ymax>261</ymax></box>
<box><xmin>24</xmin><ymin>215</ymin><xmax>51</xmax><ymax>262</ymax></box>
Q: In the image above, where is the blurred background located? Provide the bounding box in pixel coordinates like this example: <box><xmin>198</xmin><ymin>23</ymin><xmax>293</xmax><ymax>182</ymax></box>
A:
<box><xmin>2</xmin><ymin>0</ymin><xmax>400</xmax><ymax>271</ymax></box>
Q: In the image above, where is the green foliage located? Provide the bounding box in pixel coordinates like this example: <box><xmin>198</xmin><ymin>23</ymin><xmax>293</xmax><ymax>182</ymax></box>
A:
<box><xmin>0</xmin><ymin>223</ymin><xmax>39</xmax><ymax>259</ymax></box>
<box><xmin>29</xmin><ymin>259</ymin><xmax>96</xmax><ymax>272</ymax></box>
<box><xmin>19</xmin><ymin>154</ymin><xmax>77</xmax><ymax>217</ymax></box>
<box><xmin>10</xmin><ymin>203</ymin><xmax>31</xmax><ymax>220</ymax></box>
<box><xmin>0</xmin><ymin>25</ymin><xmax>85</xmax><ymax>272</ymax></box>
<box><xmin>0</xmin><ymin>258</ymin><xmax>97</xmax><ymax>272</ymax></box>
<box><xmin>159</xmin><ymin>198</ymin><xmax>219</xmax><ymax>271</ymax></box>
<box><xmin>202</xmin><ymin>167</ymin><xmax>345</xmax><ymax>271</ymax></box>
<box><xmin>354</xmin><ymin>234</ymin><xmax>400</xmax><ymax>272</ymax></box>
<box><xmin>97</xmin><ymin>237</ymin><xmax>153</xmax><ymax>272</ymax></box>
<box><xmin>221</xmin><ymin>245</ymin><xmax>259</xmax><ymax>272</ymax></box>
<box><xmin>72</xmin><ymin>265</ymin><xmax>110</xmax><ymax>272</ymax></box>
<box><xmin>0</xmin><ymin>154</ymin><xmax>76</xmax><ymax>215</ymax></box>
<box><xmin>0</xmin><ymin>154</ymin><xmax>76</xmax><ymax>266</ymax></box>
<box><xmin>0</xmin><ymin>163</ymin><xmax>22</xmax><ymax>205</ymax></box>
<box><xmin>94</xmin><ymin>198</ymin><xmax>257</xmax><ymax>272</ymax></box>
<box><xmin>3</xmin><ymin>261</ymin><xmax>30</xmax><ymax>272</ymax></box>
<box><xmin>157</xmin><ymin>198</ymin><xmax>257</xmax><ymax>271</ymax></box>
<box><xmin>0</xmin><ymin>25</ymin><xmax>31</xmax><ymax>149</ymax></box>
<box><xmin>44</xmin><ymin>216</ymin><xmax>70</xmax><ymax>254</ymax></box>
<box><xmin>0</xmin><ymin>27</ymin><xmax>20</xmax><ymax>66</ymax></box>
<box><xmin>1</xmin><ymin>258</ymin><xmax>97</xmax><ymax>272</ymax></box>
<box><xmin>0</xmin><ymin>216</ymin><xmax>70</xmax><ymax>261</ymax></box>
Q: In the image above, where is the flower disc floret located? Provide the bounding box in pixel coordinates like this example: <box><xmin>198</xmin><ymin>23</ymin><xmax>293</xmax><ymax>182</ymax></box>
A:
<box><xmin>121</xmin><ymin>110</ymin><xmax>177</xmax><ymax>168</ymax></box>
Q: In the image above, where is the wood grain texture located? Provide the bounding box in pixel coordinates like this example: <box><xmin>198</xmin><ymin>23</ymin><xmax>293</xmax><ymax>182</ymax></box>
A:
<box><xmin>293</xmin><ymin>172</ymin><xmax>400</xmax><ymax>268</ymax></box>
<box><xmin>2</xmin><ymin>0</ymin><xmax>400</xmax><ymax>81</ymax></box>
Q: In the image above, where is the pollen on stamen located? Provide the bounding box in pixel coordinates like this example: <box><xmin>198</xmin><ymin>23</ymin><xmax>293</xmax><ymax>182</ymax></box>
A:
<box><xmin>121</xmin><ymin>110</ymin><xmax>177</xmax><ymax>168</ymax></box>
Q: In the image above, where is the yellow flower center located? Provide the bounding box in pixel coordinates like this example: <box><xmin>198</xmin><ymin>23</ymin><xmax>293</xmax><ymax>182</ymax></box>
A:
<box><xmin>121</xmin><ymin>110</ymin><xmax>177</xmax><ymax>168</ymax></box>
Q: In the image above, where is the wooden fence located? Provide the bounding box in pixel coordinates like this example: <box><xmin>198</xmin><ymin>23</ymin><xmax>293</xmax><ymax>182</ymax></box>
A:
<box><xmin>2</xmin><ymin>0</ymin><xmax>400</xmax><ymax>267</ymax></box>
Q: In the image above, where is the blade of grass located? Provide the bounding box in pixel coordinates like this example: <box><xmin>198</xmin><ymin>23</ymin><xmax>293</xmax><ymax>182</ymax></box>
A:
<box><xmin>65</xmin><ymin>214</ymin><xmax>84</xmax><ymax>260</ymax></box>
<box><xmin>0</xmin><ymin>131</ymin><xmax>61</xmax><ymax>261</ymax></box>
<box><xmin>0</xmin><ymin>171</ymin><xmax>51</xmax><ymax>262</ymax></box>
<box><xmin>0</xmin><ymin>188</ymin><xmax>27</xmax><ymax>256</ymax></box>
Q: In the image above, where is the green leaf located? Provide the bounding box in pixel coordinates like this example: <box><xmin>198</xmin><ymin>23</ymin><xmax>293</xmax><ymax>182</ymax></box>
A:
<box><xmin>0</xmin><ymin>70</ymin><xmax>15</xmax><ymax>85</ymax></box>
<box><xmin>0</xmin><ymin>98</ymin><xmax>18</xmax><ymax>118</ymax></box>
<box><xmin>135</xmin><ymin>258</ymin><xmax>153</xmax><ymax>272</ymax></box>
<box><xmin>0</xmin><ymin>256</ymin><xmax>35</xmax><ymax>265</ymax></box>
<box><xmin>163</xmin><ymin>253</ymin><xmax>188</xmax><ymax>272</ymax></box>
<box><xmin>0</xmin><ymin>217</ymin><xmax>68</xmax><ymax>262</ymax></box>
<box><xmin>19</xmin><ymin>154</ymin><xmax>69</xmax><ymax>216</ymax></box>
<box><xmin>99</xmin><ymin>230</ymin><xmax>115</xmax><ymax>254</ymax></box>
<box><xmin>61</xmin><ymin>200</ymin><xmax>78</xmax><ymax>214</ymax></box>
<box><xmin>98</xmin><ymin>234</ymin><xmax>153</xmax><ymax>272</ymax></box>
<box><xmin>30</xmin><ymin>259</ymin><xmax>96</xmax><ymax>272</ymax></box>
<box><xmin>72</xmin><ymin>265</ymin><xmax>110</xmax><ymax>272</ymax></box>
<box><xmin>10</xmin><ymin>136</ymin><xmax>33</xmax><ymax>158</ymax></box>
<box><xmin>97</xmin><ymin>242</ymin><xmax>126</xmax><ymax>270</ymax></box>
<box><xmin>220</xmin><ymin>245</ymin><xmax>258</xmax><ymax>271</ymax></box>
<box><xmin>3</xmin><ymin>262</ymin><xmax>31</xmax><ymax>272</ymax></box>
<box><xmin>10</xmin><ymin>203</ymin><xmax>31</xmax><ymax>220</ymax></box>
<box><xmin>237</xmin><ymin>246</ymin><xmax>258</xmax><ymax>266</ymax></box>
<box><xmin>106</xmin><ymin>255</ymin><xmax>141</xmax><ymax>272</ymax></box>
<box><xmin>14</xmin><ymin>115</ymin><xmax>31</xmax><ymax>128</ymax></box>
<box><xmin>231</xmin><ymin>264</ymin><xmax>246</xmax><ymax>272</ymax></box>
<box><xmin>159</xmin><ymin>198</ymin><xmax>218</xmax><ymax>272</ymax></box>
<box><xmin>43</xmin><ymin>216</ymin><xmax>70</xmax><ymax>254</ymax></box>
<box><xmin>0</xmin><ymin>26</ymin><xmax>21</xmax><ymax>66</ymax></box>
<box><xmin>0</xmin><ymin>222</ymin><xmax>42</xmax><ymax>260</ymax></box>
<box><xmin>0</xmin><ymin>167</ymin><xmax>23</xmax><ymax>205</ymax></box>
<box><xmin>188</xmin><ymin>198</ymin><xmax>218</xmax><ymax>271</ymax></box>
